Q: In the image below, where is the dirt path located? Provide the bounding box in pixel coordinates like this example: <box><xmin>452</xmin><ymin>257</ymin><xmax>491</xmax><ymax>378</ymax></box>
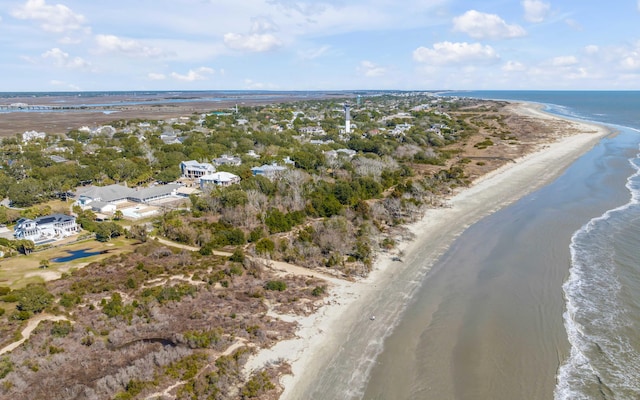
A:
<box><xmin>143</xmin><ymin>338</ymin><xmax>253</xmax><ymax>400</ymax></box>
<box><xmin>153</xmin><ymin>236</ymin><xmax>345</xmax><ymax>284</ymax></box>
<box><xmin>0</xmin><ymin>314</ymin><xmax>69</xmax><ymax>355</ymax></box>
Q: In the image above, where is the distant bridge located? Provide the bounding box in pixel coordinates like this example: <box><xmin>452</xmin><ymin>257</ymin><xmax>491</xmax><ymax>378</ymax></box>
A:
<box><xmin>0</xmin><ymin>104</ymin><xmax>102</xmax><ymax>112</ymax></box>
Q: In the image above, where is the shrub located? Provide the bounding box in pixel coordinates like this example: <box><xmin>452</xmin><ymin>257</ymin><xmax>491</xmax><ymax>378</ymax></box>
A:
<box><xmin>0</xmin><ymin>357</ymin><xmax>13</xmax><ymax>379</ymax></box>
<box><xmin>264</xmin><ymin>280</ymin><xmax>287</xmax><ymax>291</ymax></box>
<box><xmin>51</xmin><ymin>320</ymin><xmax>73</xmax><ymax>337</ymax></box>
<box><xmin>311</xmin><ymin>285</ymin><xmax>327</xmax><ymax>297</ymax></box>
<box><xmin>241</xmin><ymin>371</ymin><xmax>275</xmax><ymax>398</ymax></box>
<box><xmin>15</xmin><ymin>284</ymin><xmax>53</xmax><ymax>315</ymax></box>
<box><xmin>229</xmin><ymin>247</ymin><xmax>245</xmax><ymax>263</ymax></box>
<box><xmin>255</xmin><ymin>238</ymin><xmax>275</xmax><ymax>255</ymax></box>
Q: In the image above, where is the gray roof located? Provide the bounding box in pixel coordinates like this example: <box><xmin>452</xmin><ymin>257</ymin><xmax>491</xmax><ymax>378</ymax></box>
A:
<box><xmin>129</xmin><ymin>183</ymin><xmax>181</xmax><ymax>201</ymax></box>
<box><xmin>76</xmin><ymin>183</ymin><xmax>182</xmax><ymax>203</ymax></box>
<box><xmin>76</xmin><ymin>184</ymin><xmax>132</xmax><ymax>203</ymax></box>
<box><xmin>34</xmin><ymin>213</ymin><xmax>75</xmax><ymax>225</ymax></box>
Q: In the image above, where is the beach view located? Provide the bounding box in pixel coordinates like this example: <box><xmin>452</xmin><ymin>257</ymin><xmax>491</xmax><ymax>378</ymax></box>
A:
<box><xmin>1</xmin><ymin>1</ymin><xmax>640</xmax><ymax>400</ymax></box>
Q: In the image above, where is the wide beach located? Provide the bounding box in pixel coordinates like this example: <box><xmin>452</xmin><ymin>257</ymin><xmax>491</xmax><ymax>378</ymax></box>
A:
<box><xmin>244</xmin><ymin>102</ymin><xmax>613</xmax><ymax>399</ymax></box>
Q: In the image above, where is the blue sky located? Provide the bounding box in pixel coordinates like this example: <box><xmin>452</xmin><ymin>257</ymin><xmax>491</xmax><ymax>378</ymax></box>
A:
<box><xmin>1</xmin><ymin>0</ymin><xmax>640</xmax><ymax>91</ymax></box>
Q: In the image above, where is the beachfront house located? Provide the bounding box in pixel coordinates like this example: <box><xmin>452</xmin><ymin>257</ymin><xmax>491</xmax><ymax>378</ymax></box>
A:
<box><xmin>180</xmin><ymin>160</ymin><xmax>216</xmax><ymax>179</ymax></box>
<box><xmin>14</xmin><ymin>214</ymin><xmax>79</xmax><ymax>244</ymax></box>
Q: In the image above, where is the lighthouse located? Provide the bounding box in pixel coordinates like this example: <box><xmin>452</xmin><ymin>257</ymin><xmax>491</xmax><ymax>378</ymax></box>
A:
<box><xmin>344</xmin><ymin>103</ymin><xmax>351</xmax><ymax>134</ymax></box>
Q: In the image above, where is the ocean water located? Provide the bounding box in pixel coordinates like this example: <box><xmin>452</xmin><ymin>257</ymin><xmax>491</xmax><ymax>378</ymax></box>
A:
<box><xmin>362</xmin><ymin>91</ymin><xmax>640</xmax><ymax>399</ymax></box>
<box><xmin>454</xmin><ymin>91</ymin><xmax>640</xmax><ymax>399</ymax></box>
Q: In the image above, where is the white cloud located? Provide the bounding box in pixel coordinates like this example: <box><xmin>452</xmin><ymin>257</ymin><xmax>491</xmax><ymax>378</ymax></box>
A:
<box><xmin>224</xmin><ymin>32</ymin><xmax>282</xmax><ymax>52</ymax></box>
<box><xmin>621</xmin><ymin>54</ymin><xmax>640</xmax><ymax>70</ymax></box>
<box><xmin>551</xmin><ymin>55</ymin><xmax>578</xmax><ymax>67</ymax></box>
<box><xmin>224</xmin><ymin>14</ymin><xmax>283</xmax><ymax>53</ymax></box>
<box><xmin>170</xmin><ymin>67</ymin><xmax>215</xmax><ymax>81</ymax></box>
<box><xmin>564</xmin><ymin>19</ymin><xmax>582</xmax><ymax>31</ymax></box>
<box><xmin>413</xmin><ymin>41</ymin><xmax>500</xmax><ymax>65</ymax></box>
<box><xmin>95</xmin><ymin>34</ymin><xmax>164</xmax><ymax>58</ymax></box>
<box><xmin>42</xmin><ymin>48</ymin><xmax>91</xmax><ymax>69</ymax></box>
<box><xmin>12</xmin><ymin>0</ymin><xmax>88</xmax><ymax>33</ymax></box>
<box><xmin>522</xmin><ymin>0</ymin><xmax>551</xmax><ymax>23</ymax></box>
<box><xmin>244</xmin><ymin>79</ymin><xmax>279</xmax><ymax>90</ymax></box>
<box><xmin>50</xmin><ymin>80</ymin><xmax>81</xmax><ymax>90</ymax></box>
<box><xmin>584</xmin><ymin>45</ymin><xmax>599</xmax><ymax>55</ymax></box>
<box><xmin>298</xmin><ymin>45</ymin><xmax>331</xmax><ymax>60</ymax></box>
<box><xmin>357</xmin><ymin>60</ymin><xmax>387</xmax><ymax>77</ymax></box>
<box><xmin>453</xmin><ymin>10</ymin><xmax>526</xmax><ymax>40</ymax></box>
<box><xmin>147</xmin><ymin>73</ymin><xmax>167</xmax><ymax>81</ymax></box>
<box><xmin>502</xmin><ymin>60</ymin><xmax>526</xmax><ymax>72</ymax></box>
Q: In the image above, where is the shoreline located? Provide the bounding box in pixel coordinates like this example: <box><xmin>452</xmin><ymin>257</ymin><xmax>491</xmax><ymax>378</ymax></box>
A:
<box><xmin>243</xmin><ymin>102</ymin><xmax>613</xmax><ymax>399</ymax></box>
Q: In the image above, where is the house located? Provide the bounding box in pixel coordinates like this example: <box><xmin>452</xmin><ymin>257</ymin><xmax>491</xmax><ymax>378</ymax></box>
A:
<box><xmin>391</xmin><ymin>123</ymin><xmax>412</xmax><ymax>136</ymax></box>
<box><xmin>251</xmin><ymin>163</ymin><xmax>287</xmax><ymax>179</ymax></box>
<box><xmin>22</xmin><ymin>130</ymin><xmax>46</xmax><ymax>142</ymax></box>
<box><xmin>199</xmin><ymin>172</ymin><xmax>241</xmax><ymax>189</ymax></box>
<box><xmin>299</xmin><ymin>126</ymin><xmax>326</xmax><ymax>135</ymax></box>
<box><xmin>180</xmin><ymin>160</ymin><xmax>216</xmax><ymax>179</ymax></box>
<box><xmin>325</xmin><ymin>148</ymin><xmax>356</xmax><ymax>159</ymax></box>
<box><xmin>213</xmin><ymin>154</ymin><xmax>242</xmax><ymax>167</ymax></box>
<box><xmin>246</xmin><ymin>150</ymin><xmax>260</xmax><ymax>159</ymax></box>
<box><xmin>14</xmin><ymin>214</ymin><xmax>79</xmax><ymax>244</ymax></box>
<box><xmin>160</xmin><ymin>134</ymin><xmax>182</xmax><ymax>145</ymax></box>
<box><xmin>49</xmin><ymin>155</ymin><xmax>69</xmax><ymax>163</ymax></box>
<box><xmin>74</xmin><ymin>183</ymin><xmax>182</xmax><ymax>210</ymax></box>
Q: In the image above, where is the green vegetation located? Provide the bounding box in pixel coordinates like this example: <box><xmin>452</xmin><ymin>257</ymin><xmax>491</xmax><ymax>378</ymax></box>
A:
<box><xmin>13</xmin><ymin>284</ymin><xmax>53</xmax><ymax>317</ymax></box>
<box><xmin>264</xmin><ymin>280</ymin><xmax>287</xmax><ymax>291</ymax></box>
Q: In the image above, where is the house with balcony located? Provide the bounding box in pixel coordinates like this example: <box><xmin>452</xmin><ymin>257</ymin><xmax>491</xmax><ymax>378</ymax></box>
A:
<box><xmin>14</xmin><ymin>214</ymin><xmax>79</xmax><ymax>244</ymax></box>
<box><xmin>180</xmin><ymin>160</ymin><xmax>216</xmax><ymax>179</ymax></box>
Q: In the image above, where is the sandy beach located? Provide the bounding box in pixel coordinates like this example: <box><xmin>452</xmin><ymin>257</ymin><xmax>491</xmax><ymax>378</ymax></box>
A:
<box><xmin>242</xmin><ymin>102</ymin><xmax>612</xmax><ymax>399</ymax></box>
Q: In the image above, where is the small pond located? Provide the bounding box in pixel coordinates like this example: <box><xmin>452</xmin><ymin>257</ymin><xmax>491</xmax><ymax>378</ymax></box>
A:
<box><xmin>52</xmin><ymin>248</ymin><xmax>108</xmax><ymax>263</ymax></box>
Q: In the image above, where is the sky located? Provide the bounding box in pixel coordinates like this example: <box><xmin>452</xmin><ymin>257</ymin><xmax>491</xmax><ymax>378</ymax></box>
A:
<box><xmin>1</xmin><ymin>0</ymin><xmax>640</xmax><ymax>91</ymax></box>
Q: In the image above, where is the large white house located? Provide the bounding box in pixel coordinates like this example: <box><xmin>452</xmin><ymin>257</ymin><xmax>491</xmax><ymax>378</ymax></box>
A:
<box><xmin>14</xmin><ymin>214</ymin><xmax>79</xmax><ymax>244</ymax></box>
<box><xmin>199</xmin><ymin>172</ymin><xmax>241</xmax><ymax>189</ymax></box>
<box><xmin>180</xmin><ymin>160</ymin><xmax>216</xmax><ymax>179</ymax></box>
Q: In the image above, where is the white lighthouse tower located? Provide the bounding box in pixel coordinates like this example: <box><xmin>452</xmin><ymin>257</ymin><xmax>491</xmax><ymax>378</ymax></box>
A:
<box><xmin>344</xmin><ymin>103</ymin><xmax>351</xmax><ymax>134</ymax></box>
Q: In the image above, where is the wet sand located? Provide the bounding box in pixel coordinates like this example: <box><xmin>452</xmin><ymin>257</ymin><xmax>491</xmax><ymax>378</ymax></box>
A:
<box><xmin>363</xmin><ymin>125</ymin><xmax>640</xmax><ymax>399</ymax></box>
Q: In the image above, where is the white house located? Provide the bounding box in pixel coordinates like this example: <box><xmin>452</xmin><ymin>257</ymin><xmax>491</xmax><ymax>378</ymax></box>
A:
<box><xmin>180</xmin><ymin>160</ymin><xmax>216</xmax><ymax>179</ymax></box>
<box><xmin>199</xmin><ymin>172</ymin><xmax>241</xmax><ymax>189</ymax></box>
<box><xmin>22</xmin><ymin>130</ymin><xmax>46</xmax><ymax>142</ymax></box>
<box><xmin>14</xmin><ymin>214</ymin><xmax>79</xmax><ymax>244</ymax></box>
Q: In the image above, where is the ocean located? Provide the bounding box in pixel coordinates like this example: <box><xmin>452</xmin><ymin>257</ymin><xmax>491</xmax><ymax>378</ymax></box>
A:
<box><xmin>362</xmin><ymin>91</ymin><xmax>640</xmax><ymax>399</ymax></box>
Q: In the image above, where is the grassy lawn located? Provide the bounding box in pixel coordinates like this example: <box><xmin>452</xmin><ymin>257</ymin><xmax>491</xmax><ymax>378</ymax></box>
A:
<box><xmin>0</xmin><ymin>237</ymin><xmax>138</xmax><ymax>289</ymax></box>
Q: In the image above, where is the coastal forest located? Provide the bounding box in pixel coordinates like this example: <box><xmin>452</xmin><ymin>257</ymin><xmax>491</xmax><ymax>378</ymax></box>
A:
<box><xmin>0</xmin><ymin>93</ymin><xmax>558</xmax><ymax>399</ymax></box>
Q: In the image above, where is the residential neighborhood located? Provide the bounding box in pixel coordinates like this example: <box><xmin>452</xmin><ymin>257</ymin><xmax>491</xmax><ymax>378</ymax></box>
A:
<box><xmin>0</xmin><ymin>91</ymin><xmax>463</xmax><ymax>253</ymax></box>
